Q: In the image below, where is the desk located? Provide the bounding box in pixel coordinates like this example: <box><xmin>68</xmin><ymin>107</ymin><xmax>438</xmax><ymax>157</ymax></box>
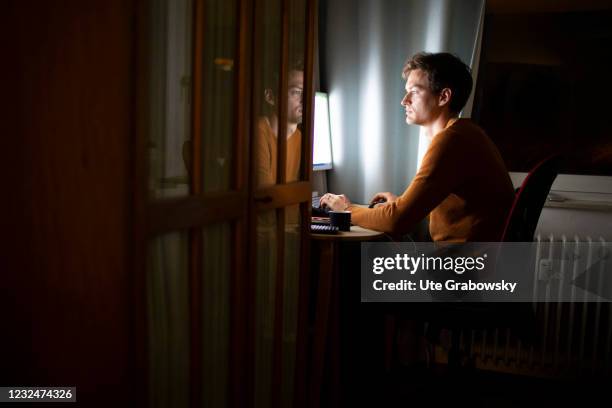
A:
<box><xmin>311</xmin><ymin>225</ymin><xmax>385</xmax><ymax>241</ymax></box>
<box><xmin>309</xmin><ymin>226</ymin><xmax>384</xmax><ymax>407</ymax></box>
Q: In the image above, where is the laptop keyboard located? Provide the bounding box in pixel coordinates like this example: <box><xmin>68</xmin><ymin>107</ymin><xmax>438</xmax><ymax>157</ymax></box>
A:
<box><xmin>310</xmin><ymin>224</ymin><xmax>339</xmax><ymax>234</ymax></box>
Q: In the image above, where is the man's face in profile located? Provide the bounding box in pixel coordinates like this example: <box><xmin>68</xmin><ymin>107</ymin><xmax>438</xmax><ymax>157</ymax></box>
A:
<box><xmin>287</xmin><ymin>69</ymin><xmax>304</xmax><ymax>125</ymax></box>
<box><xmin>401</xmin><ymin>69</ymin><xmax>440</xmax><ymax>126</ymax></box>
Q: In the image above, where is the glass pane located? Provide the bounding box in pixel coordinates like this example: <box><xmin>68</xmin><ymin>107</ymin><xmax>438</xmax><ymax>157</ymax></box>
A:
<box><xmin>147</xmin><ymin>231</ymin><xmax>190</xmax><ymax>408</ymax></box>
<box><xmin>254</xmin><ymin>0</ymin><xmax>281</xmax><ymax>188</ymax></box>
<box><xmin>282</xmin><ymin>60</ymin><xmax>304</xmax><ymax>185</ymax></box>
<box><xmin>255</xmin><ymin>0</ymin><xmax>305</xmax><ymax>188</ymax></box>
<box><xmin>254</xmin><ymin>206</ymin><xmax>303</xmax><ymax>407</ymax></box>
<box><xmin>149</xmin><ymin>0</ymin><xmax>193</xmax><ymax>198</ymax></box>
<box><xmin>287</xmin><ymin>0</ymin><xmax>306</xmax><ymax>182</ymax></box>
<box><xmin>281</xmin><ymin>204</ymin><xmax>302</xmax><ymax>407</ymax></box>
<box><xmin>200</xmin><ymin>0</ymin><xmax>238</xmax><ymax>192</ymax></box>
<box><xmin>202</xmin><ymin>223</ymin><xmax>231</xmax><ymax>407</ymax></box>
<box><xmin>255</xmin><ymin>209</ymin><xmax>278</xmax><ymax>407</ymax></box>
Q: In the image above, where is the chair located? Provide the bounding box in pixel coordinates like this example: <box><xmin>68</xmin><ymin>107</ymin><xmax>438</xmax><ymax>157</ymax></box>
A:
<box><xmin>386</xmin><ymin>154</ymin><xmax>563</xmax><ymax>370</ymax></box>
<box><xmin>441</xmin><ymin>154</ymin><xmax>563</xmax><ymax>366</ymax></box>
<box><xmin>500</xmin><ymin>154</ymin><xmax>562</xmax><ymax>242</ymax></box>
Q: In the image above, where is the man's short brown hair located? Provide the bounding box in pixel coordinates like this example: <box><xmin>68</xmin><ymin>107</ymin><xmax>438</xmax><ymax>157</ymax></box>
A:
<box><xmin>264</xmin><ymin>58</ymin><xmax>304</xmax><ymax>94</ymax></box>
<box><xmin>402</xmin><ymin>52</ymin><xmax>473</xmax><ymax>114</ymax></box>
<box><xmin>261</xmin><ymin>58</ymin><xmax>304</xmax><ymax>115</ymax></box>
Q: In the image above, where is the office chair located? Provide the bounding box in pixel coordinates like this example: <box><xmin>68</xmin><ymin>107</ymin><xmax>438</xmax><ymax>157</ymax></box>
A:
<box><xmin>500</xmin><ymin>154</ymin><xmax>562</xmax><ymax>242</ymax></box>
<box><xmin>386</xmin><ymin>154</ymin><xmax>563</xmax><ymax>370</ymax></box>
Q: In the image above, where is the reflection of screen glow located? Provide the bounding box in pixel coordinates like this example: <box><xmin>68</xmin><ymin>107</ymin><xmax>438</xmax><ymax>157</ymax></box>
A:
<box><xmin>313</xmin><ymin>92</ymin><xmax>333</xmax><ymax>170</ymax></box>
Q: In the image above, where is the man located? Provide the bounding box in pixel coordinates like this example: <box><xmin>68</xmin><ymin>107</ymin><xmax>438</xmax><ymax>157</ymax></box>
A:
<box><xmin>256</xmin><ymin>60</ymin><xmax>304</xmax><ymax>188</ymax></box>
<box><xmin>320</xmin><ymin>52</ymin><xmax>514</xmax><ymax>242</ymax></box>
<box><xmin>254</xmin><ymin>63</ymin><xmax>304</xmax><ymax>358</ymax></box>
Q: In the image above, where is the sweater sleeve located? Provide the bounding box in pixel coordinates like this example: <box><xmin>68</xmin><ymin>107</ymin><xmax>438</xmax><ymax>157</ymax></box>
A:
<box><xmin>349</xmin><ymin>129</ymin><xmax>466</xmax><ymax>235</ymax></box>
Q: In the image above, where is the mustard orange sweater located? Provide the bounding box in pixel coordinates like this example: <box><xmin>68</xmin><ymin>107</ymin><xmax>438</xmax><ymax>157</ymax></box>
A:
<box><xmin>348</xmin><ymin>118</ymin><xmax>514</xmax><ymax>242</ymax></box>
<box><xmin>256</xmin><ymin>117</ymin><xmax>302</xmax><ymax>226</ymax></box>
<box><xmin>256</xmin><ymin>117</ymin><xmax>302</xmax><ymax>187</ymax></box>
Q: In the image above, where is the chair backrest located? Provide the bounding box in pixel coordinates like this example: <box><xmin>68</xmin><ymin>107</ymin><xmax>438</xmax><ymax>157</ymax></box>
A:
<box><xmin>500</xmin><ymin>155</ymin><xmax>562</xmax><ymax>242</ymax></box>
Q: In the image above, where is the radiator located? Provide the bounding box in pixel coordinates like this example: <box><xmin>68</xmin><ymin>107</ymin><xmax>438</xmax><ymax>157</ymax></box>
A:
<box><xmin>440</xmin><ymin>234</ymin><xmax>612</xmax><ymax>378</ymax></box>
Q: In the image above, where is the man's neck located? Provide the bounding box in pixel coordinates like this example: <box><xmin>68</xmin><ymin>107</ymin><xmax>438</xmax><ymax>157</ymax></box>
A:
<box><xmin>267</xmin><ymin>115</ymin><xmax>297</xmax><ymax>139</ymax></box>
<box><xmin>422</xmin><ymin>112</ymin><xmax>457</xmax><ymax>141</ymax></box>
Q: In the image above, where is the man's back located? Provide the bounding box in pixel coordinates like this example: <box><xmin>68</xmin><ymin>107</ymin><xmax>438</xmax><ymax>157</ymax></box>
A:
<box><xmin>427</xmin><ymin>118</ymin><xmax>514</xmax><ymax>241</ymax></box>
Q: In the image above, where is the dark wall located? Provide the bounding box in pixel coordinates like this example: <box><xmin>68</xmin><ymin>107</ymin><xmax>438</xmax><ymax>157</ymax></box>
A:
<box><xmin>473</xmin><ymin>11</ymin><xmax>612</xmax><ymax>175</ymax></box>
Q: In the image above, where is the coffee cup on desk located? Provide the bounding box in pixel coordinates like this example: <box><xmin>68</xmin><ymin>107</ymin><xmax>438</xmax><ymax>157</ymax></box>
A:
<box><xmin>329</xmin><ymin>210</ymin><xmax>351</xmax><ymax>231</ymax></box>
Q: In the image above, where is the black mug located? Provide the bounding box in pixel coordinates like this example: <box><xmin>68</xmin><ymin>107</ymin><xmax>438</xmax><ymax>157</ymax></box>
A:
<box><xmin>330</xmin><ymin>210</ymin><xmax>351</xmax><ymax>231</ymax></box>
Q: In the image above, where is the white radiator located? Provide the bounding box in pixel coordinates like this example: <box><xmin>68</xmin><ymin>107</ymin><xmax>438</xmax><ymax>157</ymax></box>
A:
<box><xmin>446</xmin><ymin>235</ymin><xmax>612</xmax><ymax>378</ymax></box>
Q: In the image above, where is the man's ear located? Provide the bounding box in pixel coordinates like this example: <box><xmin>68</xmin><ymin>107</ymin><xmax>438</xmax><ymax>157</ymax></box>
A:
<box><xmin>438</xmin><ymin>88</ymin><xmax>452</xmax><ymax>108</ymax></box>
<box><xmin>264</xmin><ymin>88</ymin><xmax>275</xmax><ymax>106</ymax></box>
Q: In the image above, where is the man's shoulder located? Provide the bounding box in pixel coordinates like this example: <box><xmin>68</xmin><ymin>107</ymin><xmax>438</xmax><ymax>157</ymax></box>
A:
<box><xmin>447</xmin><ymin>118</ymin><xmax>485</xmax><ymax>136</ymax></box>
<box><xmin>257</xmin><ymin>117</ymin><xmax>274</xmax><ymax>141</ymax></box>
<box><xmin>292</xmin><ymin>126</ymin><xmax>302</xmax><ymax>140</ymax></box>
<box><xmin>435</xmin><ymin>118</ymin><xmax>487</xmax><ymax>146</ymax></box>
<box><xmin>257</xmin><ymin>116</ymin><xmax>272</xmax><ymax>131</ymax></box>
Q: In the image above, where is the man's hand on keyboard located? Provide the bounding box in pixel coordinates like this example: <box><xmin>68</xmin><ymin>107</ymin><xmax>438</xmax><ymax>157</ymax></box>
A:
<box><xmin>319</xmin><ymin>193</ymin><xmax>351</xmax><ymax>211</ymax></box>
<box><xmin>368</xmin><ymin>192</ymin><xmax>397</xmax><ymax>208</ymax></box>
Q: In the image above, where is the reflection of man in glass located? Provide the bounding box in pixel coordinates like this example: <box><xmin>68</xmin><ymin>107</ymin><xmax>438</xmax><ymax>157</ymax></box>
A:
<box><xmin>256</xmin><ymin>60</ymin><xmax>304</xmax><ymax>188</ymax></box>
<box><xmin>254</xmin><ymin>63</ymin><xmax>304</xmax><ymax>393</ymax></box>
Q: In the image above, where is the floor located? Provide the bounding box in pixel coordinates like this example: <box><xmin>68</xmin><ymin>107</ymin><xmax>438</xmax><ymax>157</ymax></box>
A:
<box><xmin>343</xmin><ymin>363</ymin><xmax>610</xmax><ymax>407</ymax></box>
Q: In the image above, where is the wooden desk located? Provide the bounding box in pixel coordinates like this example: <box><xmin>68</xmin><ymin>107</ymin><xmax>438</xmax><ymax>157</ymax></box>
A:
<box><xmin>310</xmin><ymin>225</ymin><xmax>385</xmax><ymax>241</ymax></box>
<box><xmin>309</xmin><ymin>226</ymin><xmax>384</xmax><ymax>407</ymax></box>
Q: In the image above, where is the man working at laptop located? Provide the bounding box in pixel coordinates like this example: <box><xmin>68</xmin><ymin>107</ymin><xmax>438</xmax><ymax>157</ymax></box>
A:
<box><xmin>320</xmin><ymin>52</ymin><xmax>514</xmax><ymax>242</ymax></box>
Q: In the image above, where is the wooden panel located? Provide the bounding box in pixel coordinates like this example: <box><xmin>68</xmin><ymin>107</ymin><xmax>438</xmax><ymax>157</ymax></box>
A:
<box><xmin>147</xmin><ymin>191</ymin><xmax>247</xmax><ymax>234</ymax></box>
<box><xmin>271</xmin><ymin>0</ymin><xmax>290</xmax><ymax>404</ymax></box>
<box><xmin>189</xmin><ymin>2</ymin><xmax>205</xmax><ymax>407</ymax></box>
<box><xmin>189</xmin><ymin>227</ymin><xmax>203</xmax><ymax>408</ymax></box>
<box><xmin>254</xmin><ymin>181</ymin><xmax>311</xmax><ymax>211</ymax></box>
<box><xmin>1</xmin><ymin>0</ymin><xmax>135</xmax><ymax>405</ymax></box>
<box><xmin>294</xmin><ymin>0</ymin><xmax>317</xmax><ymax>405</ymax></box>
<box><xmin>231</xmin><ymin>0</ymin><xmax>254</xmax><ymax>406</ymax></box>
<box><xmin>276</xmin><ymin>0</ymin><xmax>290</xmax><ymax>185</ymax></box>
<box><xmin>191</xmin><ymin>0</ymin><xmax>204</xmax><ymax>196</ymax></box>
<box><xmin>301</xmin><ymin>0</ymin><xmax>316</xmax><ymax>183</ymax></box>
<box><xmin>132</xmin><ymin>0</ymin><xmax>151</xmax><ymax>405</ymax></box>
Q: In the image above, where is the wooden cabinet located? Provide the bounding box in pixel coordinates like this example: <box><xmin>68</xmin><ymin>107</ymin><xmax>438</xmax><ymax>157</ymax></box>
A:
<box><xmin>1</xmin><ymin>0</ymin><xmax>317</xmax><ymax>407</ymax></box>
